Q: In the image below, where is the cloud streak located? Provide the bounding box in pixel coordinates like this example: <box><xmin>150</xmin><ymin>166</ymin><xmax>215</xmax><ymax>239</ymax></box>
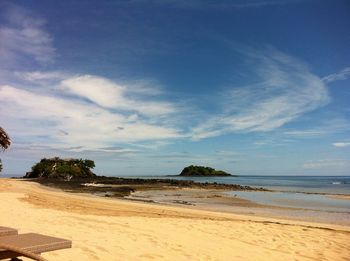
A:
<box><xmin>303</xmin><ymin>159</ymin><xmax>350</xmax><ymax>169</ymax></box>
<box><xmin>284</xmin><ymin>118</ymin><xmax>350</xmax><ymax>138</ymax></box>
<box><xmin>61</xmin><ymin>75</ymin><xmax>176</xmax><ymax>116</ymax></box>
<box><xmin>127</xmin><ymin>0</ymin><xmax>300</xmax><ymax>9</ymax></box>
<box><xmin>0</xmin><ymin>3</ymin><xmax>343</xmax><ymax>162</ymax></box>
<box><xmin>333</xmin><ymin>142</ymin><xmax>350</xmax><ymax>148</ymax></box>
<box><xmin>0</xmin><ymin>83</ymin><xmax>182</xmax><ymax>150</ymax></box>
<box><xmin>190</xmin><ymin>48</ymin><xmax>329</xmax><ymax>139</ymax></box>
<box><xmin>322</xmin><ymin>67</ymin><xmax>350</xmax><ymax>83</ymax></box>
<box><xmin>0</xmin><ymin>5</ymin><xmax>55</xmax><ymax>67</ymax></box>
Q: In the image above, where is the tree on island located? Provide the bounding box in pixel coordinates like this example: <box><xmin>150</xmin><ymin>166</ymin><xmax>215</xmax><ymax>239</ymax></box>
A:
<box><xmin>0</xmin><ymin>127</ymin><xmax>11</xmax><ymax>173</ymax></box>
<box><xmin>25</xmin><ymin>157</ymin><xmax>96</xmax><ymax>179</ymax></box>
<box><xmin>179</xmin><ymin>165</ymin><xmax>232</xmax><ymax>176</ymax></box>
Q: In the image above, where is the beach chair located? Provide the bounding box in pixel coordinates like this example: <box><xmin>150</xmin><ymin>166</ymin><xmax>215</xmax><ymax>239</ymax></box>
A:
<box><xmin>0</xmin><ymin>232</ymin><xmax>72</xmax><ymax>261</ymax></box>
<box><xmin>0</xmin><ymin>227</ymin><xmax>18</xmax><ymax>237</ymax></box>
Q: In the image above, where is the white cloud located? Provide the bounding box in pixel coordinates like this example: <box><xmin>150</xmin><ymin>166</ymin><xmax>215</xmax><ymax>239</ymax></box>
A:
<box><xmin>0</xmin><ymin>84</ymin><xmax>182</xmax><ymax>150</ymax></box>
<box><xmin>0</xmin><ymin>6</ymin><xmax>55</xmax><ymax>66</ymax></box>
<box><xmin>284</xmin><ymin>130</ymin><xmax>327</xmax><ymax>137</ymax></box>
<box><xmin>191</xmin><ymin>49</ymin><xmax>330</xmax><ymax>140</ymax></box>
<box><xmin>18</xmin><ymin>71</ymin><xmax>66</xmax><ymax>82</ymax></box>
<box><xmin>322</xmin><ymin>67</ymin><xmax>350</xmax><ymax>83</ymax></box>
<box><xmin>0</xmin><ymin>5</ymin><xmax>182</xmax><ymax>153</ymax></box>
<box><xmin>284</xmin><ymin>118</ymin><xmax>350</xmax><ymax>138</ymax></box>
<box><xmin>0</xmin><ymin>4</ymin><xmax>342</xmax><ymax>156</ymax></box>
<box><xmin>333</xmin><ymin>142</ymin><xmax>350</xmax><ymax>148</ymax></box>
<box><xmin>61</xmin><ymin>75</ymin><xmax>176</xmax><ymax>116</ymax></box>
<box><xmin>128</xmin><ymin>0</ymin><xmax>299</xmax><ymax>9</ymax></box>
<box><xmin>303</xmin><ymin>159</ymin><xmax>350</xmax><ymax>169</ymax></box>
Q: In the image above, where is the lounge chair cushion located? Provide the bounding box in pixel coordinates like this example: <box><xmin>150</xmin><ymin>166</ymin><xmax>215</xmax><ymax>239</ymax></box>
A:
<box><xmin>0</xmin><ymin>227</ymin><xmax>17</xmax><ymax>237</ymax></box>
<box><xmin>0</xmin><ymin>233</ymin><xmax>71</xmax><ymax>260</ymax></box>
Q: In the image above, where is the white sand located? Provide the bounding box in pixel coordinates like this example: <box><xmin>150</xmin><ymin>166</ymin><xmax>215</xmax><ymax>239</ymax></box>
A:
<box><xmin>0</xmin><ymin>179</ymin><xmax>349</xmax><ymax>260</ymax></box>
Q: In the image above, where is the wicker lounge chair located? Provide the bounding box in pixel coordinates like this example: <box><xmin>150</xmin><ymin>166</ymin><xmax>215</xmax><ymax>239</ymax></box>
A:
<box><xmin>0</xmin><ymin>227</ymin><xmax>17</xmax><ymax>237</ymax></box>
<box><xmin>0</xmin><ymin>233</ymin><xmax>72</xmax><ymax>261</ymax></box>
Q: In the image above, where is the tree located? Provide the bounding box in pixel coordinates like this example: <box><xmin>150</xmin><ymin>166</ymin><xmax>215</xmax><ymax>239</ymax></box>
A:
<box><xmin>0</xmin><ymin>127</ymin><xmax>11</xmax><ymax>173</ymax></box>
<box><xmin>0</xmin><ymin>127</ymin><xmax>11</xmax><ymax>151</ymax></box>
<box><xmin>26</xmin><ymin>157</ymin><xmax>96</xmax><ymax>179</ymax></box>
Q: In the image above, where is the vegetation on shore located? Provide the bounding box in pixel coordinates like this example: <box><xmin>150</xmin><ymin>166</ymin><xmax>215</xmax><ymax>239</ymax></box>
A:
<box><xmin>179</xmin><ymin>165</ymin><xmax>232</xmax><ymax>176</ymax></box>
<box><xmin>25</xmin><ymin>157</ymin><xmax>96</xmax><ymax>179</ymax></box>
<box><xmin>0</xmin><ymin>127</ymin><xmax>11</xmax><ymax>173</ymax></box>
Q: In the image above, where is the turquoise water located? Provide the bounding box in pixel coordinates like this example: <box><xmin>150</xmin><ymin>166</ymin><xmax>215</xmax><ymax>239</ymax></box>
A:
<box><xmin>225</xmin><ymin>191</ymin><xmax>350</xmax><ymax>213</ymax></box>
<box><xmin>127</xmin><ymin>175</ymin><xmax>350</xmax><ymax>195</ymax></box>
<box><xmin>125</xmin><ymin>175</ymin><xmax>350</xmax><ymax>212</ymax></box>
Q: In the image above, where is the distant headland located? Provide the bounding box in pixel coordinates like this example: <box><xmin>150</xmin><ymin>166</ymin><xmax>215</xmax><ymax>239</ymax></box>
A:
<box><xmin>179</xmin><ymin>165</ymin><xmax>233</xmax><ymax>177</ymax></box>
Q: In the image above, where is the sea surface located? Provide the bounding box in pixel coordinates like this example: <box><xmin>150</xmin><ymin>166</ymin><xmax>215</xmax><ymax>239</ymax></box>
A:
<box><xmin>125</xmin><ymin>175</ymin><xmax>350</xmax><ymax>213</ymax></box>
<box><xmin>126</xmin><ymin>175</ymin><xmax>350</xmax><ymax>194</ymax></box>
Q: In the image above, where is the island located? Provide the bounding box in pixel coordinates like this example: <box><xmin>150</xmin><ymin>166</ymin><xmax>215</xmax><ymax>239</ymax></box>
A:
<box><xmin>24</xmin><ymin>157</ymin><xmax>96</xmax><ymax>179</ymax></box>
<box><xmin>23</xmin><ymin>159</ymin><xmax>263</xmax><ymax>198</ymax></box>
<box><xmin>179</xmin><ymin>165</ymin><xmax>233</xmax><ymax>176</ymax></box>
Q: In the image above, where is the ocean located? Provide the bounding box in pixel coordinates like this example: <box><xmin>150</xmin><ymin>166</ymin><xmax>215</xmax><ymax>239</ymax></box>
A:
<box><xmin>126</xmin><ymin>175</ymin><xmax>350</xmax><ymax>213</ymax></box>
<box><xmin>126</xmin><ymin>175</ymin><xmax>350</xmax><ymax>194</ymax></box>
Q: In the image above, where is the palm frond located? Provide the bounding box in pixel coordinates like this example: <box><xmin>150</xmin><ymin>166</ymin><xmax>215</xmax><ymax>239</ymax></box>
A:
<box><xmin>0</xmin><ymin>127</ymin><xmax>11</xmax><ymax>150</ymax></box>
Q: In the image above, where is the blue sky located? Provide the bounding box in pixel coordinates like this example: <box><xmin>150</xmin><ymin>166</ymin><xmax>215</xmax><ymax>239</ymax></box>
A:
<box><xmin>0</xmin><ymin>0</ymin><xmax>349</xmax><ymax>176</ymax></box>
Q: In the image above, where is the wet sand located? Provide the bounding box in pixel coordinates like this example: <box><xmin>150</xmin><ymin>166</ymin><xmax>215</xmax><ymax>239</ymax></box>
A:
<box><xmin>126</xmin><ymin>188</ymin><xmax>350</xmax><ymax>226</ymax></box>
<box><xmin>0</xmin><ymin>179</ymin><xmax>349</xmax><ymax>260</ymax></box>
<box><xmin>329</xmin><ymin>194</ymin><xmax>350</xmax><ymax>200</ymax></box>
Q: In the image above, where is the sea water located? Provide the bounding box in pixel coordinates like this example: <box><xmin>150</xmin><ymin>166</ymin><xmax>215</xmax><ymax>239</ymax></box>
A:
<box><xmin>125</xmin><ymin>175</ymin><xmax>350</xmax><ymax>212</ymax></box>
<box><xmin>225</xmin><ymin>191</ymin><xmax>350</xmax><ymax>212</ymax></box>
<box><xmin>127</xmin><ymin>175</ymin><xmax>350</xmax><ymax>194</ymax></box>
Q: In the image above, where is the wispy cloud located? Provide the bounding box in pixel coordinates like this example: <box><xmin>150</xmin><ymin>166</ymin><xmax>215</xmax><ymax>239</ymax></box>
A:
<box><xmin>0</xmin><ymin>5</ymin><xmax>55</xmax><ymax>67</ymax></box>
<box><xmin>0</xmin><ymin>4</ymin><xmax>184</xmax><ymax>154</ymax></box>
<box><xmin>127</xmin><ymin>0</ymin><xmax>300</xmax><ymax>9</ymax></box>
<box><xmin>284</xmin><ymin>118</ymin><xmax>350</xmax><ymax>138</ymax></box>
<box><xmin>18</xmin><ymin>71</ymin><xmax>66</xmax><ymax>82</ymax></box>
<box><xmin>0</xmin><ymin>83</ymin><xmax>182</xmax><ymax>150</ymax></box>
<box><xmin>0</xmin><ymin>3</ymin><xmax>345</xmax><ymax>163</ymax></box>
<box><xmin>284</xmin><ymin>130</ymin><xmax>327</xmax><ymax>137</ymax></box>
<box><xmin>333</xmin><ymin>142</ymin><xmax>350</xmax><ymax>148</ymax></box>
<box><xmin>190</xmin><ymin>48</ymin><xmax>329</xmax><ymax>139</ymax></box>
<box><xmin>61</xmin><ymin>75</ymin><xmax>176</xmax><ymax>116</ymax></box>
<box><xmin>322</xmin><ymin>67</ymin><xmax>350</xmax><ymax>83</ymax></box>
<box><xmin>303</xmin><ymin>159</ymin><xmax>350</xmax><ymax>169</ymax></box>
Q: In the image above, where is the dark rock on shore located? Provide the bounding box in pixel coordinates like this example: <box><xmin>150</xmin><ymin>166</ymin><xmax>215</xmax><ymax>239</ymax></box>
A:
<box><xmin>27</xmin><ymin>176</ymin><xmax>268</xmax><ymax>198</ymax></box>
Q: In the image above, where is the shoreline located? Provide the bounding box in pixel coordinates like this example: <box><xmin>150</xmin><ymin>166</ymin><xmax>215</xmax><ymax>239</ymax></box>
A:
<box><xmin>1</xmin><ymin>178</ymin><xmax>350</xmax><ymax>260</ymax></box>
<box><xmin>125</xmin><ymin>188</ymin><xmax>350</xmax><ymax>226</ymax></box>
<box><xmin>4</xmin><ymin>178</ymin><xmax>350</xmax><ymax>230</ymax></box>
<box><xmin>16</xmin><ymin>177</ymin><xmax>350</xmax><ymax>226</ymax></box>
<box><xmin>16</xmin><ymin>178</ymin><xmax>350</xmax><ymax>225</ymax></box>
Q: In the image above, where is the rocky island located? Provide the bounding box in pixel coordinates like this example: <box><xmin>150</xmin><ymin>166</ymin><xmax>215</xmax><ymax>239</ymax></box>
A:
<box><xmin>22</xmin><ymin>159</ymin><xmax>265</xmax><ymax>198</ymax></box>
<box><xmin>24</xmin><ymin>157</ymin><xmax>96</xmax><ymax>179</ymax></box>
<box><xmin>179</xmin><ymin>165</ymin><xmax>233</xmax><ymax>176</ymax></box>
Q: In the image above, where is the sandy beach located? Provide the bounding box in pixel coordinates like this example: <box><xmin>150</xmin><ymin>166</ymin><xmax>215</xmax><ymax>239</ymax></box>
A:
<box><xmin>0</xmin><ymin>179</ymin><xmax>349</xmax><ymax>261</ymax></box>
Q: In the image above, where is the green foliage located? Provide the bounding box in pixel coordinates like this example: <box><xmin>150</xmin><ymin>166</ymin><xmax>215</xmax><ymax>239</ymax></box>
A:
<box><xmin>0</xmin><ymin>127</ymin><xmax>11</xmax><ymax>173</ymax></box>
<box><xmin>25</xmin><ymin>157</ymin><xmax>96</xmax><ymax>179</ymax></box>
<box><xmin>179</xmin><ymin>165</ymin><xmax>231</xmax><ymax>176</ymax></box>
<box><xmin>83</xmin><ymin>159</ymin><xmax>95</xmax><ymax>169</ymax></box>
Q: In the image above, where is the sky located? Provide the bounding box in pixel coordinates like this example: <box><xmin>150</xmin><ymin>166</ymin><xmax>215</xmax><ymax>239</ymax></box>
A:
<box><xmin>0</xmin><ymin>0</ymin><xmax>349</xmax><ymax>176</ymax></box>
